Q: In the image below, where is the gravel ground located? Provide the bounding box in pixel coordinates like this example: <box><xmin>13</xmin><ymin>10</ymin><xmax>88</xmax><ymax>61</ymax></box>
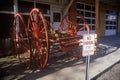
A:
<box><xmin>93</xmin><ymin>61</ymin><xmax>120</xmax><ymax>80</ymax></box>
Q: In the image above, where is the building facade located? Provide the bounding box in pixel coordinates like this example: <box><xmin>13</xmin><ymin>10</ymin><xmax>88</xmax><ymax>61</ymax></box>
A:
<box><xmin>0</xmin><ymin>0</ymin><xmax>120</xmax><ymax>39</ymax></box>
<box><xmin>69</xmin><ymin>0</ymin><xmax>120</xmax><ymax>36</ymax></box>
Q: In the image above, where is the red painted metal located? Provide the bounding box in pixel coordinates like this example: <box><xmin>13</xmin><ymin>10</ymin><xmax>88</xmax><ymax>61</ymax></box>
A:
<box><xmin>11</xmin><ymin>9</ymin><xmax>90</xmax><ymax>69</ymax></box>
<box><xmin>27</xmin><ymin>8</ymin><xmax>49</xmax><ymax>69</ymax></box>
<box><xmin>12</xmin><ymin>13</ymin><xmax>31</xmax><ymax>69</ymax></box>
<box><xmin>57</xmin><ymin>12</ymin><xmax>90</xmax><ymax>54</ymax></box>
<box><xmin>58</xmin><ymin>12</ymin><xmax>90</xmax><ymax>34</ymax></box>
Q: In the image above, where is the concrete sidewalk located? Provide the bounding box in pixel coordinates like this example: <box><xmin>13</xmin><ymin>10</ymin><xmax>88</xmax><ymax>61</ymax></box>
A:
<box><xmin>0</xmin><ymin>35</ymin><xmax>120</xmax><ymax>80</ymax></box>
<box><xmin>90</xmin><ymin>48</ymin><xmax>120</xmax><ymax>79</ymax></box>
<box><xmin>90</xmin><ymin>35</ymin><xmax>120</xmax><ymax>79</ymax></box>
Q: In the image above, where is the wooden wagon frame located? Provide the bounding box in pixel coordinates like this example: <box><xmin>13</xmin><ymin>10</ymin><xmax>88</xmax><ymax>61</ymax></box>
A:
<box><xmin>11</xmin><ymin>8</ymin><xmax>91</xmax><ymax>69</ymax></box>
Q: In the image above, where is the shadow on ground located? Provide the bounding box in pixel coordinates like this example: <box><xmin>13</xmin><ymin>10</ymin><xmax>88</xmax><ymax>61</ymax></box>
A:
<box><xmin>0</xmin><ymin>54</ymin><xmax>84</xmax><ymax>80</ymax></box>
<box><xmin>1</xmin><ymin>35</ymin><xmax>120</xmax><ymax>80</ymax></box>
<box><xmin>91</xmin><ymin>35</ymin><xmax>120</xmax><ymax>61</ymax></box>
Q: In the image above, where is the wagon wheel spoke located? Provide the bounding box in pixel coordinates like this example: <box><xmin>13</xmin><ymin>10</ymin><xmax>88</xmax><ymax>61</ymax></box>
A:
<box><xmin>18</xmin><ymin>33</ymin><xmax>30</xmax><ymax>48</ymax></box>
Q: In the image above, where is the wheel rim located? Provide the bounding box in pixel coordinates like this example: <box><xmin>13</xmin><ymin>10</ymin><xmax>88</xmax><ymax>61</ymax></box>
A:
<box><xmin>13</xmin><ymin>13</ymin><xmax>30</xmax><ymax>69</ymax></box>
<box><xmin>28</xmin><ymin>8</ymin><xmax>49</xmax><ymax>68</ymax></box>
<box><xmin>58</xmin><ymin>12</ymin><xmax>90</xmax><ymax>34</ymax></box>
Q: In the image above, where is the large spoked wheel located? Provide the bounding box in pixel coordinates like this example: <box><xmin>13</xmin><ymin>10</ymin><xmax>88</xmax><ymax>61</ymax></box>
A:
<box><xmin>12</xmin><ymin>13</ymin><xmax>31</xmax><ymax>69</ymax></box>
<box><xmin>59</xmin><ymin>12</ymin><xmax>90</xmax><ymax>36</ymax></box>
<box><xmin>58</xmin><ymin>12</ymin><xmax>90</xmax><ymax>57</ymax></box>
<box><xmin>28</xmin><ymin>8</ymin><xmax>49</xmax><ymax>68</ymax></box>
<box><xmin>59</xmin><ymin>12</ymin><xmax>90</xmax><ymax>35</ymax></box>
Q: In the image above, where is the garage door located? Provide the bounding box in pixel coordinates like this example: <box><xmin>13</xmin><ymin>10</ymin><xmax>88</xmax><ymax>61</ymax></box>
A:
<box><xmin>105</xmin><ymin>10</ymin><xmax>117</xmax><ymax>36</ymax></box>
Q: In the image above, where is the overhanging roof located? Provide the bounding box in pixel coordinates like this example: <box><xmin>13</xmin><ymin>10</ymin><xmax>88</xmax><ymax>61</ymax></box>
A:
<box><xmin>100</xmin><ymin>0</ymin><xmax>120</xmax><ymax>6</ymax></box>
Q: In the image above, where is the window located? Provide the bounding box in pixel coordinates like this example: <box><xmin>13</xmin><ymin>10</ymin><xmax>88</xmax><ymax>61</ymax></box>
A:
<box><xmin>85</xmin><ymin>12</ymin><xmax>91</xmax><ymax>17</ymax></box>
<box><xmin>114</xmin><ymin>21</ymin><xmax>116</xmax><ymax>25</ymax></box>
<box><xmin>0</xmin><ymin>13</ymin><xmax>14</xmax><ymax>38</ymax></box>
<box><xmin>0</xmin><ymin>0</ymin><xmax>14</xmax><ymax>38</ymax></box>
<box><xmin>0</xmin><ymin>0</ymin><xmax>13</xmax><ymax>11</ymax></box>
<box><xmin>76</xmin><ymin>2</ymin><xmax>95</xmax><ymax>31</ymax></box>
<box><xmin>44</xmin><ymin>16</ymin><xmax>50</xmax><ymax>22</ymax></box>
<box><xmin>85</xmin><ymin>5</ymin><xmax>91</xmax><ymax>11</ymax></box>
<box><xmin>77</xmin><ymin>3</ymin><xmax>84</xmax><ymax>9</ymax></box>
<box><xmin>77</xmin><ymin>18</ymin><xmax>84</xmax><ymax>24</ymax></box>
<box><xmin>77</xmin><ymin>11</ymin><xmax>84</xmax><ymax>16</ymax></box>
<box><xmin>18</xmin><ymin>1</ymin><xmax>34</xmax><ymax>13</ymax></box>
<box><xmin>18</xmin><ymin>1</ymin><xmax>50</xmax><ymax>24</ymax></box>
<box><xmin>92</xmin><ymin>13</ymin><xmax>95</xmax><ymax>18</ymax></box>
<box><xmin>86</xmin><ymin>19</ymin><xmax>91</xmax><ymax>24</ymax></box>
<box><xmin>18</xmin><ymin>1</ymin><xmax>50</xmax><ymax>15</ymax></box>
<box><xmin>106</xmin><ymin>21</ymin><xmax>109</xmax><ymax>24</ymax></box>
<box><xmin>36</xmin><ymin>3</ymin><xmax>50</xmax><ymax>15</ymax></box>
<box><xmin>106</xmin><ymin>26</ymin><xmax>109</xmax><ymax>29</ymax></box>
<box><xmin>53</xmin><ymin>12</ymin><xmax>61</xmax><ymax>22</ymax></box>
<box><xmin>92</xmin><ymin>19</ymin><xmax>95</xmax><ymax>24</ymax></box>
<box><xmin>105</xmin><ymin>10</ymin><xmax>117</xmax><ymax>30</ymax></box>
<box><xmin>113</xmin><ymin>26</ymin><xmax>116</xmax><ymax>29</ymax></box>
<box><xmin>77</xmin><ymin>25</ymin><xmax>84</xmax><ymax>31</ymax></box>
<box><xmin>92</xmin><ymin>6</ymin><xmax>95</xmax><ymax>11</ymax></box>
<box><xmin>92</xmin><ymin>26</ymin><xmax>95</xmax><ymax>30</ymax></box>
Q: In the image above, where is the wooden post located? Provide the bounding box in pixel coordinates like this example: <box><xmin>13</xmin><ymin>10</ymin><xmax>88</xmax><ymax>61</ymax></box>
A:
<box><xmin>95</xmin><ymin>0</ymin><xmax>99</xmax><ymax>47</ymax></box>
<box><xmin>95</xmin><ymin>0</ymin><xmax>99</xmax><ymax>36</ymax></box>
<box><xmin>118</xmin><ymin>11</ymin><xmax>120</xmax><ymax>34</ymax></box>
<box><xmin>14</xmin><ymin>0</ymin><xmax>18</xmax><ymax>16</ymax></box>
<box><xmin>34</xmin><ymin>0</ymin><xmax>36</xmax><ymax>8</ymax></box>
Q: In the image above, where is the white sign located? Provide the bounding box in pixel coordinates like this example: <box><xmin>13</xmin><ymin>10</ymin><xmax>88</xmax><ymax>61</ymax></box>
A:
<box><xmin>82</xmin><ymin>34</ymin><xmax>95</xmax><ymax>56</ymax></box>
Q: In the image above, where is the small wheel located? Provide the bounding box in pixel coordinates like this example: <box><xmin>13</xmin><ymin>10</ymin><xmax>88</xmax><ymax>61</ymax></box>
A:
<box><xmin>28</xmin><ymin>8</ymin><xmax>49</xmax><ymax>68</ymax></box>
<box><xmin>12</xmin><ymin>13</ymin><xmax>31</xmax><ymax>69</ymax></box>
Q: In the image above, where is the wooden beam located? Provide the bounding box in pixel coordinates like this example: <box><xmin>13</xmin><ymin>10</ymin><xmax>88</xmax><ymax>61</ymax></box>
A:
<box><xmin>14</xmin><ymin>0</ymin><xmax>18</xmax><ymax>16</ymax></box>
<box><xmin>118</xmin><ymin>12</ymin><xmax>120</xmax><ymax>34</ymax></box>
<box><xmin>63</xmin><ymin>0</ymin><xmax>74</xmax><ymax>16</ymax></box>
<box><xmin>34</xmin><ymin>0</ymin><xmax>36</xmax><ymax>8</ymax></box>
<box><xmin>95</xmin><ymin>0</ymin><xmax>99</xmax><ymax>36</ymax></box>
<box><xmin>95</xmin><ymin>0</ymin><xmax>99</xmax><ymax>47</ymax></box>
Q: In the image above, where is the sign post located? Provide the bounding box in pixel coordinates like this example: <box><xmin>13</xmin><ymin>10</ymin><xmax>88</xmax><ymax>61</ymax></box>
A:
<box><xmin>85</xmin><ymin>55</ymin><xmax>90</xmax><ymax>80</ymax></box>
<box><xmin>82</xmin><ymin>34</ymin><xmax>95</xmax><ymax>80</ymax></box>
